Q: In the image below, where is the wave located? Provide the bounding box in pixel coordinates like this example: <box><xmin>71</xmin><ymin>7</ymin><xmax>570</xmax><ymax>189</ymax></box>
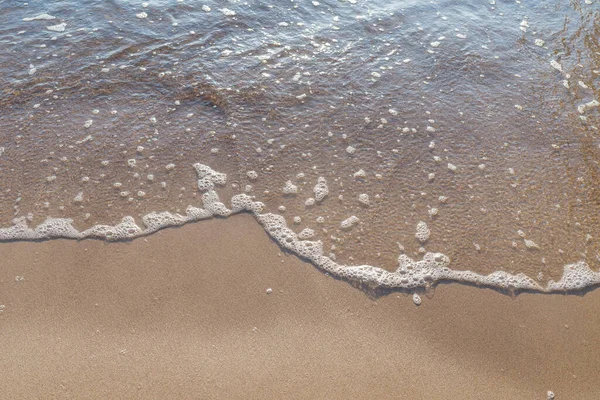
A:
<box><xmin>1</xmin><ymin>162</ymin><xmax>598</xmax><ymax>295</ymax></box>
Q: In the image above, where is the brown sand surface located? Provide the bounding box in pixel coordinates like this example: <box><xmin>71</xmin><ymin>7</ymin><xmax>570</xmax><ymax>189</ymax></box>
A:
<box><xmin>1</xmin><ymin>213</ymin><xmax>599</xmax><ymax>399</ymax></box>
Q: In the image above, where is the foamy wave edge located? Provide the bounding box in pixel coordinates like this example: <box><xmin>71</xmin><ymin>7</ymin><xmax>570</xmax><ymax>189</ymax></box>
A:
<box><xmin>1</xmin><ymin>163</ymin><xmax>597</xmax><ymax>294</ymax></box>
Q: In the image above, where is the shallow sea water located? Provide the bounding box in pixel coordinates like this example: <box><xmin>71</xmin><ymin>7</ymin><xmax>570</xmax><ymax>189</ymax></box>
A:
<box><xmin>1</xmin><ymin>0</ymin><xmax>599</xmax><ymax>290</ymax></box>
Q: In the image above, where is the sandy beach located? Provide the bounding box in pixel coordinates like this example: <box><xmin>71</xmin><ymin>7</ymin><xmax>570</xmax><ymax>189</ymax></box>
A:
<box><xmin>1</xmin><ymin>213</ymin><xmax>599</xmax><ymax>399</ymax></box>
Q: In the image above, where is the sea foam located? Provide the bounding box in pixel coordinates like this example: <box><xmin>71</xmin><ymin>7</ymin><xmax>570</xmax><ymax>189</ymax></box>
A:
<box><xmin>0</xmin><ymin>163</ymin><xmax>598</xmax><ymax>295</ymax></box>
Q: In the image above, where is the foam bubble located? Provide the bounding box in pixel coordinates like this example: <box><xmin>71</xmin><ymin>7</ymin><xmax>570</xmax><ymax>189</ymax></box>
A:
<box><xmin>358</xmin><ymin>193</ymin><xmax>370</xmax><ymax>206</ymax></box>
<box><xmin>283</xmin><ymin>180</ymin><xmax>299</xmax><ymax>195</ymax></box>
<box><xmin>416</xmin><ymin>221</ymin><xmax>430</xmax><ymax>243</ymax></box>
<box><xmin>353</xmin><ymin>169</ymin><xmax>366</xmax><ymax>178</ymax></box>
<box><xmin>231</xmin><ymin>194</ymin><xmax>264</xmax><ymax>214</ymax></box>
<box><xmin>298</xmin><ymin>228</ymin><xmax>316</xmax><ymax>239</ymax></box>
<box><xmin>46</xmin><ymin>22</ymin><xmax>66</xmax><ymax>32</ymax></box>
<box><xmin>73</xmin><ymin>192</ymin><xmax>84</xmax><ymax>204</ymax></box>
<box><xmin>412</xmin><ymin>293</ymin><xmax>422</xmax><ymax>305</ymax></box>
<box><xmin>143</xmin><ymin>211</ymin><xmax>187</xmax><ymax>233</ymax></box>
<box><xmin>202</xmin><ymin>190</ymin><xmax>231</xmax><ymax>216</ymax></box>
<box><xmin>313</xmin><ymin>177</ymin><xmax>329</xmax><ymax>202</ymax></box>
<box><xmin>550</xmin><ymin>60</ymin><xmax>563</xmax><ymax>72</ymax></box>
<box><xmin>341</xmin><ymin>216</ymin><xmax>359</xmax><ymax>229</ymax></box>
<box><xmin>524</xmin><ymin>238</ymin><xmax>540</xmax><ymax>249</ymax></box>
<box><xmin>23</xmin><ymin>13</ymin><xmax>56</xmax><ymax>21</ymax></box>
<box><xmin>220</xmin><ymin>8</ymin><xmax>236</xmax><ymax>16</ymax></box>
<box><xmin>194</xmin><ymin>163</ymin><xmax>227</xmax><ymax>191</ymax></box>
<box><xmin>247</xmin><ymin>170</ymin><xmax>258</xmax><ymax>180</ymax></box>
<box><xmin>81</xmin><ymin>216</ymin><xmax>143</xmax><ymax>241</ymax></box>
<box><xmin>577</xmin><ymin>99</ymin><xmax>599</xmax><ymax>114</ymax></box>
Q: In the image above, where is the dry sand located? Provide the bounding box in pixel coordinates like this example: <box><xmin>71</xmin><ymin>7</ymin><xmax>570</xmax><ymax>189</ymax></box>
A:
<box><xmin>1</xmin><ymin>213</ymin><xmax>599</xmax><ymax>399</ymax></box>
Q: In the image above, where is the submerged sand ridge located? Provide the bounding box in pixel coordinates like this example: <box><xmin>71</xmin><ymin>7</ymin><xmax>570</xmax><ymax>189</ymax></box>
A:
<box><xmin>1</xmin><ymin>163</ymin><xmax>598</xmax><ymax>295</ymax></box>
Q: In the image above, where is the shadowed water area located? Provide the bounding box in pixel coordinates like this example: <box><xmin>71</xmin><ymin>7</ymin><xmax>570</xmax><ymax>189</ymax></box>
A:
<box><xmin>0</xmin><ymin>0</ymin><xmax>599</xmax><ymax>287</ymax></box>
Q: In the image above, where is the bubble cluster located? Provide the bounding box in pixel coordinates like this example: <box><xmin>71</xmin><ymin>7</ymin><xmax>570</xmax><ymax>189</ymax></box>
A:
<box><xmin>194</xmin><ymin>163</ymin><xmax>227</xmax><ymax>191</ymax></box>
<box><xmin>313</xmin><ymin>177</ymin><xmax>329</xmax><ymax>202</ymax></box>
<box><xmin>283</xmin><ymin>180</ymin><xmax>299</xmax><ymax>195</ymax></box>
<box><xmin>247</xmin><ymin>170</ymin><xmax>258</xmax><ymax>180</ymax></box>
<box><xmin>416</xmin><ymin>221</ymin><xmax>430</xmax><ymax>243</ymax></box>
<box><xmin>340</xmin><ymin>215</ymin><xmax>359</xmax><ymax>229</ymax></box>
<box><xmin>358</xmin><ymin>194</ymin><xmax>370</xmax><ymax>206</ymax></box>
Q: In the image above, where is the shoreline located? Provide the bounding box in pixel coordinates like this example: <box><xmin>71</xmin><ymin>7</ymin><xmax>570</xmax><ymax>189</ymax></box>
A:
<box><xmin>1</xmin><ymin>213</ymin><xmax>599</xmax><ymax>399</ymax></box>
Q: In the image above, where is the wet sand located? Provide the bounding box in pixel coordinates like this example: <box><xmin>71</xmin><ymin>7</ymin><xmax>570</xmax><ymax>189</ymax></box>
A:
<box><xmin>1</xmin><ymin>214</ymin><xmax>599</xmax><ymax>399</ymax></box>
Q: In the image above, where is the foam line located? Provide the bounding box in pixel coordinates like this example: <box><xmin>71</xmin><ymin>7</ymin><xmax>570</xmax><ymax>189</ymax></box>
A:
<box><xmin>0</xmin><ymin>163</ymin><xmax>598</xmax><ymax>294</ymax></box>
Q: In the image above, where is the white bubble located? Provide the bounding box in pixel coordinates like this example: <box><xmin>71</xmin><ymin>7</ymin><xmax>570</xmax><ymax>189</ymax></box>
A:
<box><xmin>358</xmin><ymin>193</ymin><xmax>370</xmax><ymax>206</ymax></box>
<box><xmin>313</xmin><ymin>177</ymin><xmax>329</xmax><ymax>202</ymax></box>
<box><xmin>46</xmin><ymin>22</ymin><xmax>66</xmax><ymax>32</ymax></box>
<box><xmin>220</xmin><ymin>8</ymin><xmax>236</xmax><ymax>16</ymax></box>
<box><xmin>416</xmin><ymin>221</ymin><xmax>430</xmax><ymax>243</ymax></box>
<box><xmin>550</xmin><ymin>60</ymin><xmax>563</xmax><ymax>72</ymax></box>
<box><xmin>23</xmin><ymin>13</ymin><xmax>56</xmax><ymax>21</ymax></box>
<box><xmin>341</xmin><ymin>216</ymin><xmax>359</xmax><ymax>229</ymax></box>
<box><xmin>412</xmin><ymin>293</ymin><xmax>422</xmax><ymax>305</ymax></box>
<box><xmin>283</xmin><ymin>180</ymin><xmax>298</xmax><ymax>195</ymax></box>
<box><xmin>73</xmin><ymin>192</ymin><xmax>84</xmax><ymax>204</ymax></box>
<box><xmin>247</xmin><ymin>170</ymin><xmax>258</xmax><ymax>180</ymax></box>
<box><xmin>298</xmin><ymin>228</ymin><xmax>315</xmax><ymax>239</ymax></box>
<box><xmin>524</xmin><ymin>239</ymin><xmax>540</xmax><ymax>249</ymax></box>
<box><xmin>353</xmin><ymin>169</ymin><xmax>366</xmax><ymax>178</ymax></box>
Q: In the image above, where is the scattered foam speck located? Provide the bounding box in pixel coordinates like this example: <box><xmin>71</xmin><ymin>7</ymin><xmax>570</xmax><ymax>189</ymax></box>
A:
<box><xmin>46</xmin><ymin>22</ymin><xmax>66</xmax><ymax>32</ymax></box>
<box><xmin>23</xmin><ymin>13</ymin><xmax>56</xmax><ymax>21</ymax></box>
